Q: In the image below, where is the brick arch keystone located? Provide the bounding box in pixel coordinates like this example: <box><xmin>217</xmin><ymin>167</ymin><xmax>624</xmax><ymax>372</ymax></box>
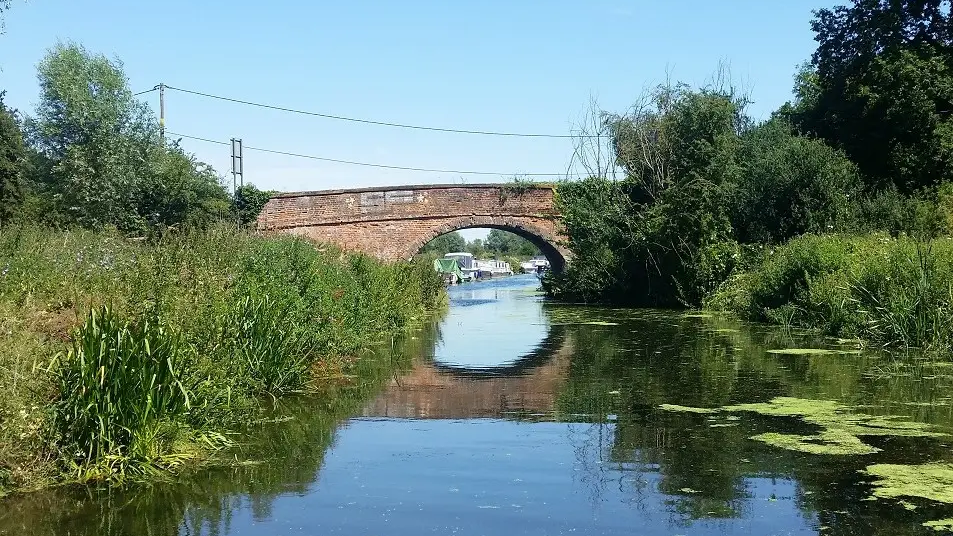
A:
<box><xmin>256</xmin><ymin>184</ymin><xmax>569</xmax><ymax>271</ymax></box>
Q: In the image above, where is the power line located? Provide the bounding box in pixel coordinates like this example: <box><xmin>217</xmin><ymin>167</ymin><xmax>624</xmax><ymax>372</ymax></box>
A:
<box><xmin>167</xmin><ymin>131</ymin><xmax>578</xmax><ymax>177</ymax></box>
<box><xmin>163</xmin><ymin>84</ymin><xmax>599</xmax><ymax>139</ymax></box>
<box><xmin>133</xmin><ymin>86</ymin><xmax>158</xmax><ymax>96</ymax></box>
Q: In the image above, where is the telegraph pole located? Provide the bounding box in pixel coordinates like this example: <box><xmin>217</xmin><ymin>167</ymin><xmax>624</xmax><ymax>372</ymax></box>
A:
<box><xmin>158</xmin><ymin>83</ymin><xmax>166</xmax><ymax>141</ymax></box>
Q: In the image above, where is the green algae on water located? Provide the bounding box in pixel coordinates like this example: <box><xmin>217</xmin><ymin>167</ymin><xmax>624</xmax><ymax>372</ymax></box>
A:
<box><xmin>660</xmin><ymin>396</ymin><xmax>947</xmax><ymax>455</ymax></box>
<box><xmin>766</xmin><ymin>348</ymin><xmax>861</xmax><ymax>356</ymax></box>
<box><xmin>658</xmin><ymin>404</ymin><xmax>718</xmax><ymax>414</ymax></box>
<box><xmin>865</xmin><ymin>463</ymin><xmax>953</xmax><ymax>504</ymax></box>
<box><xmin>924</xmin><ymin>519</ymin><xmax>953</xmax><ymax>532</ymax></box>
<box><xmin>864</xmin><ymin>462</ymin><xmax>953</xmax><ymax>528</ymax></box>
<box><xmin>750</xmin><ymin>430</ymin><xmax>879</xmax><ymax>455</ymax></box>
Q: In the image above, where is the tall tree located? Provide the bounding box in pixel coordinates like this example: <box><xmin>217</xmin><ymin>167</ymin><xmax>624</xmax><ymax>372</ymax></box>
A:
<box><xmin>0</xmin><ymin>93</ymin><xmax>24</xmax><ymax>222</ymax></box>
<box><xmin>484</xmin><ymin>229</ymin><xmax>540</xmax><ymax>257</ymax></box>
<box><xmin>792</xmin><ymin>0</ymin><xmax>953</xmax><ymax>192</ymax></box>
<box><xmin>29</xmin><ymin>41</ymin><xmax>158</xmax><ymax>231</ymax></box>
<box><xmin>27</xmin><ymin>42</ymin><xmax>230</xmax><ymax>233</ymax></box>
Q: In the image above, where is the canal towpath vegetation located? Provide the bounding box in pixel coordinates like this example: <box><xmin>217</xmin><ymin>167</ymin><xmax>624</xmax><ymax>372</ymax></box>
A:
<box><xmin>0</xmin><ymin>225</ymin><xmax>443</xmax><ymax>494</ymax></box>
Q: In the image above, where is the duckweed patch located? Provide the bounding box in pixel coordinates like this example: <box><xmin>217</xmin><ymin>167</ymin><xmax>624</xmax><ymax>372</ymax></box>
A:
<box><xmin>924</xmin><ymin>519</ymin><xmax>953</xmax><ymax>532</ymax></box>
<box><xmin>766</xmin><ymin>348</ymin><xmax>861</xmax><ymax>356</ymax></box>
<box><xmin>750</xmin><ymin>430</ymin><xmax>879</xmax><ymax>455</ymax></box>
<box><xmin>865</xmin><ymin>463</ymin><xmax>953</xmax><ymax>504</ymax></box>
<box><xmin>658</xmin><ymin>397</ymin><xmax>946</xmax><ymax>455</ymax></box>
<box><xmin>658</xmin><ymin>404</ymin><xmax>718</xmax><ymax>414</ymax></box>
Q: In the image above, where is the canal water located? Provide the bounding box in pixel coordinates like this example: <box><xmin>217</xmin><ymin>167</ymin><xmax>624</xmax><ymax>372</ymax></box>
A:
<box><xmin>2</xmin><ymin>274</ymin><xmax>953</xmax><ymax>535</ymax></box>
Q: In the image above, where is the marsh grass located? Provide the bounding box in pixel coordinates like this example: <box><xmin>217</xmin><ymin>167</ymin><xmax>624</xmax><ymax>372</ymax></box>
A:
<box><xmin>0</xmin><ymin>224</ymin><xmax>443</xmax><ymax>492</ymax></box>
<box><xmin>706</xmin><ymin>234</ymin><xmax>953</xmax><ymax>349</ymax></box>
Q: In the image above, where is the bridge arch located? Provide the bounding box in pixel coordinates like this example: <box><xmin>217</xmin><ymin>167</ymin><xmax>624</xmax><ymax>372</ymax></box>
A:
<box><xmin>407</xmin><ymin>215</ymin><xmax>566</xmax><ymax>273</ymax></box>
<box><xmin>256</xmin><ymin>184</ymin><xmax>570</xmax><ymax>271</ymax></box>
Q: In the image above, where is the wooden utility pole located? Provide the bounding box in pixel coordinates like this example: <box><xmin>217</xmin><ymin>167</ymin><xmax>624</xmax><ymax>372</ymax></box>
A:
<box><xmin>158</xmin><ymin>83</ymin><xmax>166</xmax><ymax>141</ymax></box>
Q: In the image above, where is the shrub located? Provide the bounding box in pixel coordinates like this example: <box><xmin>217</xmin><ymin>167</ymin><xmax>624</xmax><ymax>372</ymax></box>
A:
<box><xmin>708</xmin><ymin>233</ymin><xmax>953</xmax><ymax>348</ymax></box>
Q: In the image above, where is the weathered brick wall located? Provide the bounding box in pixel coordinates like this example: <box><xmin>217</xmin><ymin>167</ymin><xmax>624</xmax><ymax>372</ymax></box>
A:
<box><xmin>256</xmin><ymin>184</ymin><xmax>568</xmax><ymax>269</ymax></box>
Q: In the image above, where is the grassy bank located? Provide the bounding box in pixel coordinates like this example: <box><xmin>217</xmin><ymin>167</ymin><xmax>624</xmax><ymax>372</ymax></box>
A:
<box><xmin>705</xmin><ymin>234</ymin><xmax>953</xmax><ymax>349</ymax></box>
<box><xmin>0</xmin><ymin>225</ymin><xmax>443</xmax><ymax>494</ymax></box>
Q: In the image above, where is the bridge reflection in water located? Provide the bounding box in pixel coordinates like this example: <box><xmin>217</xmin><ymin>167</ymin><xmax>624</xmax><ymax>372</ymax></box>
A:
<box><xmin>360</xmin><ymin>275</ymin><xmax>572</xmax><ymax>420</ymax></box>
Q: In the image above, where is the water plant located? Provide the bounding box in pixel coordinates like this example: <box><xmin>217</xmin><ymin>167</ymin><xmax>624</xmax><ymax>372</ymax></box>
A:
<box><xmin>658</xmin><ymin>396</ymin><xmax>946</xmax><ymax>456</ymax></box>
<box><xmin>50</xmin><ymin>306</ymin><xmax>195</xmax><ymax>478</ymax></box>
<box><xmin>0</xmin><ymin>224</ymin><xmax>444</xmax><ymax>492</ymax></box>
<box><xmin>864</xmin><ymin>463</ymin><xmax>953</xmax><ymax>504</ymax></box>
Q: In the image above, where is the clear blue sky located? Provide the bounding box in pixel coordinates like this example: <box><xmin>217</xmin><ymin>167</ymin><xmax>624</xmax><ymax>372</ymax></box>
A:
<box><xmin>1</xmin><ymin>0</ymin><xmax>837</xmax><ymax>240</ymax></box>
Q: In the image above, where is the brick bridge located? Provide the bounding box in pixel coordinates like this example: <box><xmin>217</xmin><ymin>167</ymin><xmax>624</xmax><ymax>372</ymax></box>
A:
<box><xmin>256</xmin><ymin>183</ymin><xmax>569</xmax><ymax>271</ymax></box>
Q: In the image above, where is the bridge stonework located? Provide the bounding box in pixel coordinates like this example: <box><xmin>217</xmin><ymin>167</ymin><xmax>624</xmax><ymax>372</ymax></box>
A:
<box><xmin>256</xmin><ymin>184</ymin><xmax>569</xmax><ymax>270</ymax></box>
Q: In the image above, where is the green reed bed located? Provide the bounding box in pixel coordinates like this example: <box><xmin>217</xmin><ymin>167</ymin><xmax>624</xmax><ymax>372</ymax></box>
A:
<box><xmin>706</xmin><ymin>234</ymin><xmax>953</xmax><ymax>349</ymax></box>
<box><xmin>0</xmin><ymin>224</ymin><xmax>443</xmax><ymax>494</ymax></box>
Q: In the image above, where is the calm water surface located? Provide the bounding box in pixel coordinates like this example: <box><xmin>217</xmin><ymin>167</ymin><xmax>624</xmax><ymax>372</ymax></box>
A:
<box><xmin>2</xmin><ymin>274</ymin><xmax>953</xmax><ymax>535</ymax></box>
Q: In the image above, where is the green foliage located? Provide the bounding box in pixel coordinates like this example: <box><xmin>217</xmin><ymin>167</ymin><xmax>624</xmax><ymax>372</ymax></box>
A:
<box><xmin>0</xmin><ymin>94</ymin><xmax>24</xmax><ymax>223</ymax></box>
<box><xmin>139</xmin><ymin>143</ymin><xmax>231</xmax><ymax>231</ymax></box>
<box><xmin>419</xmin><ymin>229</ymin><xmax>539</xmax><ymax>259</ymax></box>
<box><xmin>23</xmin><ymin>42</ymin><xmax>230</xmax><ymax>234</ymax></box>
<box><xmin>548</xmin><ymin>81</ymin><xmax>744</xmax><ymax>306</ymax></box>
<box><xmin>28</xmin><ymin>42</ymin><xmax>159</xmax><ymax>231</ymax></box>
<box><xmin>231</xmin><ymin>183</ymin><xmax>276</xmax><ymax>227</ymax></box>
<box><xmin>707</xmin><ymin>234</ymin><xmax>953</xmax><ymax>348</ymax></box>
<box><xmin>0</xmin><ymin>224</ymin><xmax>443</xmax><ymax>490</ymax></box>
<box><xmin>51</xmin><ymin>306</ymin><xmax>194</xmax><ymax>477</ymax></box>
<box><xmin>732</xmin><ymin>118</ymin><xmax>860</xmax><ymax>243</ymax></box>
<box><xmin>419</xmin><ymin>231</ymin><xmax>466</xmax><ymax>255</ymax></box>
<box><xmin>792</xmin><ymin>1</ymin><xmax>953</xmax><ymax>192</ymax></box>
<box><xmin>465</xmin><ymin>237</ymin><xmax>485</xmax><ymax>258</ymax></box>
<box><xmin>484</xmin><ymin>229</ymin><xmax>539</xmax><ymax>257</ymax></box>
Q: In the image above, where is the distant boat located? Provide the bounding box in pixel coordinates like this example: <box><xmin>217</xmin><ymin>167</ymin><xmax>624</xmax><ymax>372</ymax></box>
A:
<box><xmin>475</xmin><ymin>259</ymin><xmax>513</xmax><ymax>277</ymax></box>
<box><xmin>521</xmin><ymin>257</ymin><xmax>550</xmax><ymax>274</ymax></box>
<box><xmin>433</xmin><ymin>257</ymin><xmax>465</xmax><ymax>285</ymax></box>
<box><xmin>444</xmin><ymin>252</ymin><xmax>477</xmax><ymax>281</ymax></box>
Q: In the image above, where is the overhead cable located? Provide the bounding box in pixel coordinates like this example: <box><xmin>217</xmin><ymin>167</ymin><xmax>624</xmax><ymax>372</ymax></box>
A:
<box><xmin>167</xmin><ymin>132</ymin><xmax>578</xmax><ymax>177</ymax></box>
<box><xmin>163</xmin><ymin>84</ymin><xmax>600</xmax><ymax>139</ymax></box>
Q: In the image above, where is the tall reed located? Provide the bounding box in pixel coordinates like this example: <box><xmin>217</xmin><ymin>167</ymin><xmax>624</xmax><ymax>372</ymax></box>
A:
<box><xmin>51</xmin><ymin>306</ymin><xmax>192</xmax><ymax>477</ymax></box>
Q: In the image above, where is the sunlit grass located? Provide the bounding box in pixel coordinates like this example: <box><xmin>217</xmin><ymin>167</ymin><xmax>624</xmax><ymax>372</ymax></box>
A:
<box><xmin>0</xmin><ymin>223</ymin><xmax>444</xmax><ymax>492</ymax></box>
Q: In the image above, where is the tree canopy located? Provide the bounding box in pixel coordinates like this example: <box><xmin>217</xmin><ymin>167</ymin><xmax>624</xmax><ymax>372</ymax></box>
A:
<box><xmin>792</xmin><ymin>0</ymin><xmax>953</xmax><ymax>193</ymax></box>
<box><xmin>0</xmin><ymin>41</ymin><xmax>287</xmax><ymax>234</ymax></box>
<box><xmin>0</xmin><ymin>94</ymin><xmax>24</xmax><ymax>223</ymax></box>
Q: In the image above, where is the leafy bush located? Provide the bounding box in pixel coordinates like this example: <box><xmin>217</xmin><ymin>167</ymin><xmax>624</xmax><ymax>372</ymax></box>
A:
<box><xmin>707</xmin><ymin>234</ymin><xmax>953</xmax><ymax>348</ymax></box>
<box><xmin>732</xmin><ymin>118</ymin><xmax>860</xmax><ymax>243</ymax></box>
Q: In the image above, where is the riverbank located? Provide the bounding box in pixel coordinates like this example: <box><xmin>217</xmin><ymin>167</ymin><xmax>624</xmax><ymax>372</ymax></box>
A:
<box><xmin>0</xmin><ymin>225</ymin><xmax>444</xmax><ymax>496</ymax></box>
<box><xmin>705</xmin><ymin>233</ymin><xmax>953</xmax><ymax>349</ymax></box>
